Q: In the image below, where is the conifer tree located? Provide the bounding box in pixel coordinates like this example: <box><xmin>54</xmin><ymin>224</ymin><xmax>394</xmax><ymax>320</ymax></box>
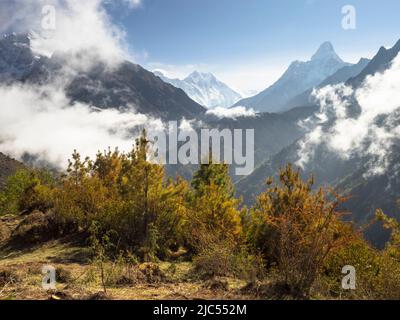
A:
<box><xmin>191</xmin><ymin>161</ymin><xmax>233</xmax><ymax>197</ymax></box>
<box><xmin>186</xmin><ymin>161</ymin><xmax>242</xmax><ymax>253</ymax></box>
<box><xmin>248</xmin><ymin>164</ymin><xmax>348</xmax><ymax>298</ymax></box>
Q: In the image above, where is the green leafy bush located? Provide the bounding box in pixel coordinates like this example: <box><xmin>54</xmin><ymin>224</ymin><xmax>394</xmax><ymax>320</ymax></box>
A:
<box><xmin>0</xmin><ymin>169</ymin><xmax>55</xmax><ymax>216</ymax></box>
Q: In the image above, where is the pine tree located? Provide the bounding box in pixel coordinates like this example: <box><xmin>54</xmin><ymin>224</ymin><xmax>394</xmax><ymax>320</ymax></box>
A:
<box><xmin>248</xmin><ymin>164</ymin><xmax>349</xmax><ymax>298</ymax></box>
<box><xmin>191</xmin><ymin>161</ymin><xmax>233</xmax><ymax>198</ymax></box>
<box><xmin>186</xmin><ymin>161</ymin><xmax>242</xmax><ymax>253</ymax></box>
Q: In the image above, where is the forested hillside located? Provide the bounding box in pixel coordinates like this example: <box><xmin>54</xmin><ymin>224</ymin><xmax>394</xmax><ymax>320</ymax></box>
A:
<box><xmin>1</xmin><ymin>132</ymin><xmax>400</xmax><ymax>300</ymax></box>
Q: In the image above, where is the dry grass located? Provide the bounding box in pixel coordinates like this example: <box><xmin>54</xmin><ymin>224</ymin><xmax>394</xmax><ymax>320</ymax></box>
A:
<box><xmin>0</xmin><ymin>239</ymin><xmax>256</xmax><ymax>300</ymax></box>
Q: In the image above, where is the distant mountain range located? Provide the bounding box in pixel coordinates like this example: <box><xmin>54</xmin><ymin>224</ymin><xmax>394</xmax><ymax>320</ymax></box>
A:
<box><xmin>235</xmin><ymin>38</ymin><xmax>400</xmax><ymax>247</ymax></box>
<box><xmin>0</xmin><ymin>33</ymin><xmax>206</xmax><ymax>121</ymax></box>
<box><xmin>234</xmin><ymin>42</ymin><xmax>353</xmax><ymax>113</ymax></box>
<box><xmin>236</xmin><ymin>39</ymin><xmax>400</xmax><ymax>197</ymax></box>
<box><xmin>154</xmin><ymin>70</ymin><xmax>242</xmax><ymax>109</ymax></box>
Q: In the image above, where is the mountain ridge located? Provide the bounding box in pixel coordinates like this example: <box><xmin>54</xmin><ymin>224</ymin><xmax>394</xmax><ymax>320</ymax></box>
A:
<box><xmin>154</xmin><ymin>70</ymin><xmax>242</xmax><ymax>109</ymax></box>
<box><xmin>233</xmin><ymin>42</ymin><xmax>351</xmax><ymax>113</ymax></box>
<box><xmin>284</xmin><ymin>57</ymin><xmax>370</xmax><ymax>110</ymax></box>
<box><xmin>0</xmin><ymin>33</ymin><xmax>206</xmax><ymax>121</ymax></box>
<box><xmin>347</xmin><ymin>39</ymin><xmax>400</xmax><ymax>87</ymax></box>
<box><xmin>235</xmin><ymin>38</ymin><xmax>400</xmax><ymax>247</ymax></box>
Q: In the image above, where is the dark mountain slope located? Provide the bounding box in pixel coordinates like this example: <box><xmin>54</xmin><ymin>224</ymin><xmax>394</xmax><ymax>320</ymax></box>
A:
<box><xmin>347</xmin><ymin>39</ymin><xmax>400</xmax><ymax>87</ymax></box>
<box><xmin>235</xmin><ymin>139</ymin><xmax>359</xmax><ymax>205</ymax></box>
<box><xmin>335</xmin><ymin>147</ymin><xmax>400</xmax><ymax>247</ymax></box>
<box><xmin>205</xmin><ymin>106</ymin><xmax>317</xmax><ymax>166</ymax></box>
<box><xmin>0</xmin><ymin>153</ymin><xmax>24</xmax><ymax>190</ymax></box>
<box><xmin>65</xmin><ymin>61</ymin><xmax>206</xmax><ymax>120</ymax></box>
<box><xmin>0</xmin><ymin>33</ymin><xmax>206</xmax><ymax>121</ymax></box>
<box><xmin>166</xmin><ymin>106</ymin><xmax>318</xmax><ymax>182</ymax></box>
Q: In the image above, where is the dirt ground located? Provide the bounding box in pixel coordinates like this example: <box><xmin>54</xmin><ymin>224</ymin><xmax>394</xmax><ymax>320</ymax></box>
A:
<box><xmin>0</xmin><ymin>233</ymin><xmax>257</xmax><ymax>300</ymax></box>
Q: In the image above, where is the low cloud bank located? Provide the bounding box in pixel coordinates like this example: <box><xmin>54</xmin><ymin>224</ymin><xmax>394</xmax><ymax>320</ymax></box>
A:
<box><xmin>297</xmin><ymin>53</ymin><xmax>400</xmax><ymax>176</ymax></box>
<box><xmin>0</xmin><ymin>0</ymin><xmax>165</xmax><ymax>168</ymax></box>
<box><xmin>0</xmin><ymin>0</ymin><xmax>133</xmax><ymax>65</ymax></box>
<box><xmin>0</xmin><ymin>83</ymin><xmax>164</xmax><ymax>168</ymax></box>
<box><xmin>206</xmin><ymin>106</ymin><xmax>257</xmax><ymax>119</ymax></box>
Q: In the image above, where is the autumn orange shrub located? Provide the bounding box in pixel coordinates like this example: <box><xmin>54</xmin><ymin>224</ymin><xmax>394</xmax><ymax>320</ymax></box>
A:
<box><xmin>247</xmin><ymin>164</ymin><xmax>352</xmax><ymax>298</ymax></box>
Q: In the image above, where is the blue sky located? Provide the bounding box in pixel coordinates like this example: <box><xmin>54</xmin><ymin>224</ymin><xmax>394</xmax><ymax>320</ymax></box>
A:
<box><xmin>107</xmin><ymin>0</ymin><xmax>400</xmax><ymax>94</ymax></box>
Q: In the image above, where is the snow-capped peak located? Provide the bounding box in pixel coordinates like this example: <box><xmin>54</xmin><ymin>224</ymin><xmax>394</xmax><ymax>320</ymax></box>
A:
<box><xmin>311</xmin><ymin>41</ymin><xmax>343</xmax><ymax>62</ymax></box>
<box><xmin>233</xmin><ymin>41</ymin><xmax>349</xmax><ymax>113</ymax></box>
<box><xmin>155</xmin><ymin>70</ymin><xmax>242</xmax><ymax>109</ymax></box>
<box><xmin>185</xmin><ymin>71</ymin><xmax>216</xmax><ymax>83</ymax></box>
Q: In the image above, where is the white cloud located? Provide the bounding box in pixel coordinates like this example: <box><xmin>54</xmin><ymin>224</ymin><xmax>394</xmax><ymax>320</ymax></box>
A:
<box><xmin>0</xmin><ymin>0</ymin><xmax>143</xmax><ymax>67</ymax></box>
<box><xmin>206</xmin><ymin>106</ymin><xmax>257</xmax><ymax>119</ymax></box>
<box><xmin>0</xmin><ymin>83</ymin><xmax>163</xmax><ymax>168</ymax></box>
<box><xmin>0</xmin><ymin>0</ymin><xmax>170</xmax><ymax>169</ymax></box>
<box><xmin>297</xmin><ymin>52</ymin><xmax>400</xmax><ymax>176</ymax></box>
<box><xmin>146</xmin><ymin>62</ymin><xmax>209</xmax><ymax>80</ymax></box>
<box><xmin>122</xmin><ymin>0</ymin><xmax>142</xmax><ymax>8</ymax></box>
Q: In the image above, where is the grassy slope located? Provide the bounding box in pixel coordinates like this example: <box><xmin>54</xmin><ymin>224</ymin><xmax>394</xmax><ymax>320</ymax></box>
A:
<box><xmin>0</xmin><ymin>214</ymin><xmax>252</xmax><ymax>300</ymax></box>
